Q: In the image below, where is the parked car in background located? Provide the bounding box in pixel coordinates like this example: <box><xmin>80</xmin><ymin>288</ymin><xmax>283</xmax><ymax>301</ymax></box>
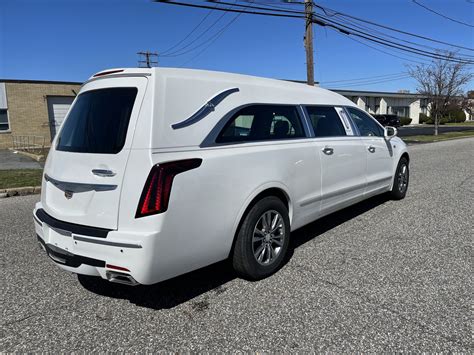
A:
<box><xmin>34</xmin><ymin>68</ymin><xmax>409</xmax><ymax>286</ymax></box>
<box><xmin>374</xmin><ymin>114</ymin><xmax>401</xmax><ymax>127</ymax></box>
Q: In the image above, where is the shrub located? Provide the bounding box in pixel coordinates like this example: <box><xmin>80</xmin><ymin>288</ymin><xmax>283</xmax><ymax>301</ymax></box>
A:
<box><xmin>419</xmin><ymin>113</ymin><xmax>430</xmax><ymax>124</ymax></box>
<box><xmin>400</xmin><ymin>117</ymin><xmax>412</xmax><ymax>126</ymax></box>
<box><xmin>444</xmin><ymin>109</ymin><xmax>466</xmax><ymax>123</ymax></box>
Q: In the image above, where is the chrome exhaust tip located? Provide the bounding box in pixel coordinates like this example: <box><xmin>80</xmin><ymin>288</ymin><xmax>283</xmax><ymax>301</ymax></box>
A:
<box><xmin>106</xmin><ymin>271</ymin><xmax>140</xmax><ymax>286</ymax></box>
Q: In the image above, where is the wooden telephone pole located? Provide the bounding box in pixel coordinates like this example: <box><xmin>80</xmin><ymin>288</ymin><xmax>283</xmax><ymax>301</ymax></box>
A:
<box><xmin>304</xmin><ymin>0</ymin><xmax>314</xmax><ymax>86</ymax></box>
<box><xmin>137</xmin><ymin>51</ymin><xmax>158</xmax><ymax>68</ymax></box>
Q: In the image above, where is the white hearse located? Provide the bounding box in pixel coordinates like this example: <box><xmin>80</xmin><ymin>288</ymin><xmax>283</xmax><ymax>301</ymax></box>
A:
<box><xmin>33</xmin><ymin>68</ymin><xmax>409</xmax><ymax>285</ymax></box>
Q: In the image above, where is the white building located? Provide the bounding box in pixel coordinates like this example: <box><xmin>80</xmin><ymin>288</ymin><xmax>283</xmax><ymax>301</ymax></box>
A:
<box><xmin>331</xmin><ymin>89</ymin><xmax>429</xmax><ymax>124</ymax></box>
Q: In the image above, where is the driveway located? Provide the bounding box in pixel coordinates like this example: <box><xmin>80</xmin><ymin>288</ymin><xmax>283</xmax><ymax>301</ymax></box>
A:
<box><xmin>1</xmin><ymin>139</ymin><xmax>473</xmax><ymax>352</ymax></box>
<box><xmin>0</xmin><ymin>150</ymin><xmax>43</xmax><ymax>170</ymax></box>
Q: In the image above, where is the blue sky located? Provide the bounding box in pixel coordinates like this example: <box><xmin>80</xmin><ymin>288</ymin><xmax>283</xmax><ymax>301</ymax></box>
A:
<box><xmin>1</xmin><ymin>0</ymin><xmax>473</xmax><ymax>92</ymax></box>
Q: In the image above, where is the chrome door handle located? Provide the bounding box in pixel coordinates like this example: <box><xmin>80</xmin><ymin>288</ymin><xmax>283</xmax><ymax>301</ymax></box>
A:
<box><xmin>322</xmin><ymin>147</ymin><xmax>334</xmax><ymax>155</ymax></box>
<box><xmin>92</xmin><ymin>169</ymin><xmax>116</xmax><ymax>177</ymax></box>
<box><xmin>368</xmin><ymin>145</ymin><xmax>376</xmax><ymax>153</ymax></box>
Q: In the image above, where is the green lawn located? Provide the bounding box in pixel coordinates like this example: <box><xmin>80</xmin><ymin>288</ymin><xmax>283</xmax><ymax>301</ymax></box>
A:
<box><xmin>0</xmin><ymin>169</ymin><xmax>43</xmax><ymax>190</ymax></box>
<box><xmin>403</xmin><ymin>130</ymin><xmax>474</xmax><ymax>143</ymax></box>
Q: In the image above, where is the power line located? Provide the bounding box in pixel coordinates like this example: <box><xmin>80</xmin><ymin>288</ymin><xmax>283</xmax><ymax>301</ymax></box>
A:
<box><xmin>342</xmin><ymin>35</ymin><xmax>430</xmax><ymax>65</ymax></box>
<box><xmin>212</xmin><ymin>1</ymin><xmax>474</xmax><ymax>63</ymax></box>
<box><xmin>161</xmin><ymin>4</ymin><xmax>234</xmax><ymax>57</ymax></box>
<box><xmin>160</xmin><ymin>8</ymin><xmax>215</xmax><ymax>55</ymax></box>
<box><xmin>289</xmin><ymin>1</ymin><xmax>474</xmax><ymax>51</ymax></box>
<box><xmin>179</xmin><ymin>12</ymin><xmax>242</xmax><ymax>66</ymax></box>
<box><xmin>411</xmin><ymin>0</ymin><xmax>474</xmax><ymax>28</ymax></box>
<box><xmin>327</xmin><ymin>74</ymin><xmax>412</xmax><ymax>89</ymax></box>
<box><xmin>320</xmin><ymin>72</ymin><xmax>408</xmax><ymax>84</ymax></box>
<box><xmin>156</xmin><ymin>1</ymin><xmax>474</xmax><ymax>64</ymax></box>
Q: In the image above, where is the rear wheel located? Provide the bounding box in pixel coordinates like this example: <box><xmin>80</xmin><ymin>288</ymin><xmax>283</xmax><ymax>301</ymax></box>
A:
<box><xmin>390</xmin><ymin>157</ymin><xmax>409</xmax><ymax>200</ymax></box>
<box><xmin>232</xmin><ymin>196</ymin><xmax>290</xmax><ymax>280</ymax></box>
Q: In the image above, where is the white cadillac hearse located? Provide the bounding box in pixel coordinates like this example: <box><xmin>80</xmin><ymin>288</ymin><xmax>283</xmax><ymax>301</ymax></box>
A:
<box><xmin>33</xmin><ymin>68</ymin><xmax>409</xmax><ymax>285</ymax></box>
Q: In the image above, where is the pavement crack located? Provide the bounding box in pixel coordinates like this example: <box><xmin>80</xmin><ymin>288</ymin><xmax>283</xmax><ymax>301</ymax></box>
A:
<box><xmin>1</xmin><ymin>297</ymin><xmax>96</xmax><ymax>328</ymax></box>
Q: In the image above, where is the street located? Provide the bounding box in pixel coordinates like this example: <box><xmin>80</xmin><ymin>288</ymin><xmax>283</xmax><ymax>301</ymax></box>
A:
<box><xmin>1</xmin><ymin>138</ymin><xmax>473</xmax><ymax>352</ymax></box>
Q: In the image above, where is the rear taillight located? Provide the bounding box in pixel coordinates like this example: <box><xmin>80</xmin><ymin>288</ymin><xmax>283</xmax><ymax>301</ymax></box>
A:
<box><xmin>135</xmin><ymin>159</ymin><xmax>202</xmax><ymax>218</ymax></box>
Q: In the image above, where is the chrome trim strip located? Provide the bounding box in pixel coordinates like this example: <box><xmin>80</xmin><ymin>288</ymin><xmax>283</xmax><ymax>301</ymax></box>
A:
<box><xmin>50</xmin><ymin>225</ymin><xmax>72</xmax><ymax>237</ymax></box>
<box><xmin>92</xmin><ymin>169</ymin><xmax>116</xmax><ymax>177</ymax></box>
<box><xmin>73</xmin><ymin>236</ymin><xmax>142</xmax><ymax>249</ymax></box>
<box><xmin>299</xmin><ymin>176</ymin><xmax>392</xmax><ymax>207</ymax></box>
<box><xmin>368</xmin><ymin>176</ymin><xmax>393</xmax><ymax>186</ymax></box>
<box><xmin>300</xmin><ymin>195</ymin><xmax>322</xmax><ymax>207</ymax></box>
<box><xmin>44</xmin><ymin>174</ymin><xmax>117</xmax><ymax>192</ymax></box>
<box><xmin>33</xmin><ymin>213</ymin><xmax>43</xmax><ymax>226</ymax></box>
<box><xmin>172</xmin><ymin>88</ymin><xmax>240</xmax><ymax>129</ymax></box>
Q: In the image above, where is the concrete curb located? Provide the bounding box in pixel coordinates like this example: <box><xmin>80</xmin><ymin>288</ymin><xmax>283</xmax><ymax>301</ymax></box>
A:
<box><xmin>8</xmin><ymin>148</ymin><xmax>46</xmax><ymax>162</ymax></box>
<box><xmin>0</xmin><ymin>186</ymin><xmax>42</xmax><ymax>198</ymax></box>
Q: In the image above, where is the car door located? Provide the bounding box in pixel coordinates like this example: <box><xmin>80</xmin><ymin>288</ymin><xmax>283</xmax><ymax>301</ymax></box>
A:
<box><xmin>305</xmin><ymin>106</ymin><xmax>367</xmax><ymax>215</ymax></box>
<box><xmin>346</xmin><ymin>107</ymin><xmax>393</xmax><ymax>195</ymax></box>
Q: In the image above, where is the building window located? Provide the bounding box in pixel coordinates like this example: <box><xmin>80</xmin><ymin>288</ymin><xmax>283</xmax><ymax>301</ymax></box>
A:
<box><xmin>0</xmin><ymin>110</ymin><xmax>9</xmax><ymax>131</ymax></box>
<box><xmin>390</xmin><ymin>106</ymin><xmax>410</xmax><ymax>117</ymax></box>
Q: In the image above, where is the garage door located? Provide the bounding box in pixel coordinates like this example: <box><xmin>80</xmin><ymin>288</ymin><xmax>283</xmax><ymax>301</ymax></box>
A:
<box><xmin>47</xmin><ymin>96</ymin><xmax>75</xmax><ymax>141</ymax></box>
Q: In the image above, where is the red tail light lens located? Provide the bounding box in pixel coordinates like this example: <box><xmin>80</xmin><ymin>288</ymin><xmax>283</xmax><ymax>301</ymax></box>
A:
<box><xmin>135</xmin><ymin>159</ymin><xmax>202</xmax><ymax>218</ymax></box>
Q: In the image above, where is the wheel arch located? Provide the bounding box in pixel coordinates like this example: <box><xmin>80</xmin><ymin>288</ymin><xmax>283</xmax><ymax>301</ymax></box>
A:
<box><xmin>227</xmin><ymin>183</ymin><xmax>292</xmax><ymax>258</ymax></box>
<box><xmin>391</xmin><ymin>151</ymin><xmax>410</xmax><ymax>191</ymax></box>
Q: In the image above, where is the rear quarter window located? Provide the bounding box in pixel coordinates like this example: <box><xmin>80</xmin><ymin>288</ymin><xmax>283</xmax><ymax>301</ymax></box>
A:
<box><xmin>216</xmin><ymin>105</ymin><xmax>305</xmax><ymax>143</ymax></box>
<box><xmin>56</xmin><ymin>87</ymin><xmax>138</xmax><ymax>154</ymax></box>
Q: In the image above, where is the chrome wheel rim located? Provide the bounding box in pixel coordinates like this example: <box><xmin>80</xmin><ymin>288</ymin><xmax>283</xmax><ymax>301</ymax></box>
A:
<box><xmin>252</xmin><ymin>210</ymin><xmax>285</xmax><ymax>266</ymax></box>
<box><xmin>398</xmin><ymin>164</ymin><xmax>408</xmax><ymax>193</ymax></box>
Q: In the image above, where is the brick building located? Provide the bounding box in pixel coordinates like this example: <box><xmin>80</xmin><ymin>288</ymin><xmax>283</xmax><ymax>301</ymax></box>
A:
<box><xmin>0</xmin><ymin>80</ymin><xmax>81</xmax><ymax>149</ymax></box>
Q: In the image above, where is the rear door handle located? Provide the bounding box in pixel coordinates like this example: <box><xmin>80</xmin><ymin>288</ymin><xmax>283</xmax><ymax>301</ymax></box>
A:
<box><xmin>92</xmin><ymin>169</ymin><xmax>116</xmax><ymax>177</ymax></box>
<box><xmin>368</xmin><ymin>145</ymin><xmax>376</xmax><ymax>153</ymax></box>
<box><xmin>322</xmin><ymin>147</ymin><xmax>334</xmax><ymax>155</ymax></box>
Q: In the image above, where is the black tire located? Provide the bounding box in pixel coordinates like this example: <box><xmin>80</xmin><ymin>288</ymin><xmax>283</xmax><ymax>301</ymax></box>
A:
<box><xmin>390</xmin><ymin>157</ymin><xmax>409</xmax><ymax>200</ymax></box>
<box><xmin>232</xmin><ymin>196</ymin><xmax>290</xmax><ymax>280</ymax></box>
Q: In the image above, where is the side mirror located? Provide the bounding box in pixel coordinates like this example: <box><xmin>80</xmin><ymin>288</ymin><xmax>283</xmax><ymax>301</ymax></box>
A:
<box><xmin>384</xmin><ymin>126</ymin><xmax>397</xmax><ymax>139</ymax></box>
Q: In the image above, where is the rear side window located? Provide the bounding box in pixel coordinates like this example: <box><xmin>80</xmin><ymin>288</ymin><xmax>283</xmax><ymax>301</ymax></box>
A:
<box><xmin>306</xmin><ymin>106</ymin><xmax>346</xmax><ymax>137</ymax></box>
<box><xmin>216</xmin><ymin>105</ymin><xmax>305</xmax><ymax>143</ymax></box>
<box><xmin>56</xmin><ymin>87</ymin><xmax>138</xmax><ymax>154</ymax></box>
<box><xmin>347</xmin><ymin>107</ymin><xmax>384</xmax><ymax>137</ymax></box>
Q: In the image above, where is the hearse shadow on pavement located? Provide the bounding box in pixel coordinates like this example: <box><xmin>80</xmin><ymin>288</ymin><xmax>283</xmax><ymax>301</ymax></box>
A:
<box><xmin>78</xmin><ymin>194</ymin><xmax>391</xmax><ymax>310</ymax></box>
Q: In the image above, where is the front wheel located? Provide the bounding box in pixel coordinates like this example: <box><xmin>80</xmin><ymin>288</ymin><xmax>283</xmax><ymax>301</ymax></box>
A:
<box><xmin>232</xmin><ymin>196</ymin><xmax>290</xmax><ymax>280</ymax></box>
<box><xmin>390</xmin><ymin>157</ymin><xmax>409</xmax><ymax>200</ymax></box>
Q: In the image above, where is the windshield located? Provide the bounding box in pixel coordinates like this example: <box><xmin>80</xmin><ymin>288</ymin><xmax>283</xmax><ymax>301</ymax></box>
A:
<box><xmin>56</xmin><ymin>87</ymin><xmax>138</xmax><ymax>154</ymax></box>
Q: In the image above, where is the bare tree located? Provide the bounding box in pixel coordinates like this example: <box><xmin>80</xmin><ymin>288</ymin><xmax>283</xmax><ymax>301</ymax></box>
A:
<box><xmin>408</xmin><ymin>52</ymin><xmax>473</xmax><ymax>135</ymax></box>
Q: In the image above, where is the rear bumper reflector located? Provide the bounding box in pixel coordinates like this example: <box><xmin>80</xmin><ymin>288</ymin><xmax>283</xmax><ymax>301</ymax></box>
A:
<box><xmin>35</xmin><ymin>209</ymin><xmax>111</xmax><ymax>238</ymax></box>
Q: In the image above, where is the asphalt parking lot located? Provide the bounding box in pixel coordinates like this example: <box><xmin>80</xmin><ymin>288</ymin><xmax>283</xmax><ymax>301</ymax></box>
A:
<box><xmin>1</xmin><ymin>138</ymin><xmax>473</xmax><ymax>352</ymax></box>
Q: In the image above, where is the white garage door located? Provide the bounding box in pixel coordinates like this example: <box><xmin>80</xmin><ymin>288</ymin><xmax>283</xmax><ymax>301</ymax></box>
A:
<box><xmin>47</xmin><ymin>96</ymin><xmax>75</xmax><ymax>141</ymax></box>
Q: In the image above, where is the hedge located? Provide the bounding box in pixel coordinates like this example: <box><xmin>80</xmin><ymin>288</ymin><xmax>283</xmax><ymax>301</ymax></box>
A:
<box><xmin>400</xmin><ymin>117</ymin><xmax>412</xmax><ymax>126</ymax></box>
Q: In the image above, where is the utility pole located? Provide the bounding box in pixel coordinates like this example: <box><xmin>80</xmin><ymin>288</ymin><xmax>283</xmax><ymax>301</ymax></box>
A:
<box><xmin>304</xmin><ymin>0</ymin><xmax>315</xmax><ymax>86</ymax></box>
<box><xmin>137</xmin><ymin>51</ymin><xmax>158</xmax><ymax>68</ymax></box>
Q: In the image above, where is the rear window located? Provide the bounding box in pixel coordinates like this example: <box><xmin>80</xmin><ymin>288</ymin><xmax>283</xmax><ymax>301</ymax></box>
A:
<box><xmin>56</xmin><ymin>87</ymin><xmax>138</xmax><ymax>154</ymax></box>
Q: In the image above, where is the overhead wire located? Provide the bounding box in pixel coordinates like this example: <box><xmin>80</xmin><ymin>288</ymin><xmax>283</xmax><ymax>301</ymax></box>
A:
<box><xmin>285</xmin><ymin>0</ymin><xmax>474</xmax><ymax>51</ymax></box>
<box><xmin>210</xmin><ymin>0</ymin><xmax>474</xmax><ymax>63</ymax></box>
<box><xmin>411</xmin><ymin>0</ymin><xmax>474</xmax><ymax>28</ymax></box>
<box><xmin>160</xmin><ymin>8</ymin><xmax>215</xmax><ymax>55</ymax></box>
